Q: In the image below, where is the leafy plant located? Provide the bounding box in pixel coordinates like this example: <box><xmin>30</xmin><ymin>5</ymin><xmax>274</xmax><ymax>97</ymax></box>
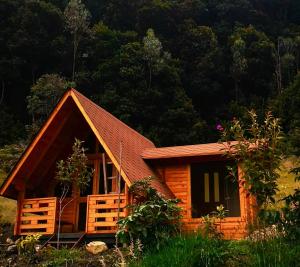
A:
<box><xmin>221</xmin><ymin>110</ymin><xmax>283</xmax><ymax>209</ymax></box>
<box><xmin>55</xmin><ymin>138</ymin><xmax>93</xmax><ymax>248</ymax></box>
<box><xmin>16</xmin><ymin>233</ymin><xmax>41</xmax><ymax>256</ymax></box>
<box><xmin>117</xmin><ymin>176</ymin><xmax>182</xmax><ymax>250</ymax></box>
<box><xmin>200</xmin><ymin>205</ymin><xmax>228</xmax><ymax>239</ymax></box>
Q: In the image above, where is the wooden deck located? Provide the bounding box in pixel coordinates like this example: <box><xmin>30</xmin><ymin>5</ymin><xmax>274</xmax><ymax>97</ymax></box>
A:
<box><xmin>16</xmin><ymin>194</ymin><xmax>127</xmax><ymax>236</ymax></box>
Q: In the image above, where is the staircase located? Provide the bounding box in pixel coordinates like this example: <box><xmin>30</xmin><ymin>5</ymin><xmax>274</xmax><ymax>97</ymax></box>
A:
<box><xmin>41</xmin><ymin>233</ymin><xmax>86</xmax><ymax>249</ymax></box>
<box><xmin>41</xmin><ymin>233</ymin><xmax>116</xmax><ymax>249</ymax></box>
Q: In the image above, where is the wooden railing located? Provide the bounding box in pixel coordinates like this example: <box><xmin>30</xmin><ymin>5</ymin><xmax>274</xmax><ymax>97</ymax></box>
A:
<box><xmin>86</xmin><ymin>194</ymin><xmax>126</xmax><ymax>234</ymax></box>
<box><xmin>18</xmin><ymin>197</ymin><xmax>57</xmax><ymax>235</ymax></box>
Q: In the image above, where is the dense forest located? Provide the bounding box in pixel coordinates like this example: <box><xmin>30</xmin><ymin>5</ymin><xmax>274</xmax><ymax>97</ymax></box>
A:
<box><xmin>1</xmin><ymin>0</ymin><xmax>300</xmax><ymax>154</ymax></box>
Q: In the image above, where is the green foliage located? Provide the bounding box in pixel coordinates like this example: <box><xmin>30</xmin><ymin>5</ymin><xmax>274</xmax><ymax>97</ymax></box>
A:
<box><xmin>272</xmin><ymin>73</ymin><xmax>300</xmax><ymax>156</ymax></box>
<box><xmin>221</xmin><ymin>110</ymin><xmax>283</xmax><ymax>207</ymax></box>
<box><xmin>55</xmin><ymin>138</ymin><xmax>93</xmax><ymax>190</ymax></box>
<box><xmin>0</xmin><ymin>143</ymin><xmax>25</xmax><ymax>173</ymax></box>
<box><xmin>248</xmin><ymin>238</ymin><xmax>300</xmax><ymax>267</ymax></box>
<box><xmin>64</xmin><ymin>0</ymin><xmax>90</xmax><ymax>80</ymax></box>
<box><xmin>130</xmin><ymin>235</ymin><xmax>230</xmax><ymax>267</ymax></box>
<box><xmin>26</xmin><ymin>74</ymin><xmax>74</xmax><ymax>140</ymax></box>
<box><xmin>281</xmin><ymin>167</ymin><xmax>300</xmax><ymax>240</ymax></box>
<box><xmin>16</xmin><ymin>234</ymin><xmax>41</xmax><ymax>256</ymax></box>
<box><xmin>133</xmin><ymin>235</ymin><xmax>300</xmax><ymax>267</ymax></box>
<box><xmin>40</xmin><ymin>247</ymin><xmax>85</xmax><ymax>267</ymax></box>
<box><xmin>1</xmin><ymin>0</ymin><xmax>300</xmax><ymax>149</ymax></box>
<box><xmin>200</xmin><ymin>205</ymin><xmax>228</xmax><ymax>239</ymax></box>
<box><xmin>117</xmin><ymin>176</ymin><xmax>182</xmax><ymax>250</ymax></box>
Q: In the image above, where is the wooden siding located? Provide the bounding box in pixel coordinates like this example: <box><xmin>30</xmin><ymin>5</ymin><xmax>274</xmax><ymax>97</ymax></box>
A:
<box><xmin>159</xmin><ymin>163</ymin><xmax>253</xmax><ymax>239</ymax></box>
<box><xmin>18</xmin><ymin>197</ymin><xmax>57</xmax><ymax>235</ymax></box>
<box><xmin>163</xmin><ymin>164</ymin><xmax>191</xmax><ymax>218</ymax></box>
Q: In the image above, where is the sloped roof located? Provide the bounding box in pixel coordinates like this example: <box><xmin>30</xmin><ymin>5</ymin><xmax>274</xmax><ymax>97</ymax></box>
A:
<box><xmin>141</xmin><ymin>142</ymin><xmax>235</xmax><ymax>159</ymax></box>
<box><xmin>70</xmin><ymin>90</ymin><xmax>173</xmax><ymax>197</ymax></box>
<box><xmin>0</xmin><ymin>89</ymin><xmax>173</xmax><ymax>198</ymax></box>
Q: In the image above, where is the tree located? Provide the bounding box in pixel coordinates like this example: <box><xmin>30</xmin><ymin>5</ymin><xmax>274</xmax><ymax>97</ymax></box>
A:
<box><xmin>64</xmin><ymin>0</ymin><xmax>90</xmax><ymax>81</ymax></box>
<box><xmin>230</xmin><ymin>37</ymin><xmax>247</xmax><ymax>102</ymax></box>
<box><xmin>92</xmin><ymin>28</ymin><xmax>208</xmax><ymax>146</ymax></box>
<box><xmin>221</xmin><ymin>110</ymin><xmax>283</xmax><ymax>208</ymax></box>
<box><xmin>55</xmin><ymin>139</ymin><xmax>93</xmax><ymax>248</ymax></box>
<box><xmin>26</xmin><ymin>74</ymin><xmax>73</xmax><ymax>140</ymax></box>
<box><xmin>143</xmin><ymin>29</ymin><xmax>163</xmax><ymax>89</ymax></box>
<box><xmin>271</xmin><ymin>73</ymin><xmax>300</xmax><ymax>156</ymax></box>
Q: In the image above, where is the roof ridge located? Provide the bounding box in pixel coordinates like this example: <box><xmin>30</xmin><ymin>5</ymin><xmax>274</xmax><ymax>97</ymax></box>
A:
<box><xmin>70</xmin><ymin>88</ymin><xmax>155</xmax><ymax>147</ymax></box>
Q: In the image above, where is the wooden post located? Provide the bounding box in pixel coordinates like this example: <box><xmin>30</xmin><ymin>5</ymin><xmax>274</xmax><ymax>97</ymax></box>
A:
<box><xmin>102</xmin><ymin>153</ymin><xmax>107</xmax><ymax>194</ymax></box>
<box><xmin>14</xmin><ymin>186</ymin><xmax>25</xmax><ymax>235</ymax></box>
<box><xmin>125</xmin><ymin>185</ymin><xmax>129</xmax><ymax>216</ymax></box>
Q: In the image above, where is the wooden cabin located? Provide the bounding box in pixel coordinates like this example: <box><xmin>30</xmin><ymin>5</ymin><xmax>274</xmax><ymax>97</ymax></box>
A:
<box><xmin>0</xmin><ymin>89</ymin><xmax>255</xmax><ymax>240</ymax></box>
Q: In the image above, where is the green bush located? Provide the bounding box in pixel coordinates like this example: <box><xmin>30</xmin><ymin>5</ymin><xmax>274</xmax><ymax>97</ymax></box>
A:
<box><xmin>117</xmin><ymin>177</ymin><xmax>182</xmax><ymax>250</ymax></box>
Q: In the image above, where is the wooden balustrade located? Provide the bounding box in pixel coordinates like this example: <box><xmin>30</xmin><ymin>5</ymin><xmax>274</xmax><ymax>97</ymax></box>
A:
<box><xmin>18</xmin><ymin>197</ymin><xmax>57</xmax><ymax>235</ymax></box>
<box><xmin>86</xmin><ymin>194</ymin><xmax>126</xmax><ymax>234</ymax></box>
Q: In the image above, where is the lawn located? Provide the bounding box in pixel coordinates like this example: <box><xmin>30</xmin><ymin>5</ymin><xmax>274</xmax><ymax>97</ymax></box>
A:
<box><xmin>0</xmin><ymin>169</ymin><xmax>16</xmax><ymax>224</ymax></box>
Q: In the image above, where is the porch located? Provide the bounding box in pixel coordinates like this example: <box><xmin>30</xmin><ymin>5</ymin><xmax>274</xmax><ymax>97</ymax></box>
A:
<box><xmin>15</xmin><ymin>194</ymin><xmax>127</xmax><ymax>236</ymax></box>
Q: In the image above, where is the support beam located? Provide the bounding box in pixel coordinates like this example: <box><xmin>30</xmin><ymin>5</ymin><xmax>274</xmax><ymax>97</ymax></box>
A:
<box><xmin>102</xmin><ymin>153</ymin><xmax>107</xmax><ymax>194</ymax></box>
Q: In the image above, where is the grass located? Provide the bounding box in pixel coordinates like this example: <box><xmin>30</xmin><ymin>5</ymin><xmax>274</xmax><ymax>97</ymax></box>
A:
<box><xmin>276</xmin><ymin>158</ymin><xmax>300</xmax><ymax>199</ymax></box>
<box><xmin>0</xmin><ymin>168</ymin><xmax>16</xmax><ymax>224</ymax></box>
<box><xmin>132</xmin><ymin>235</ymin><xmax>300</xmax><ymax>267</ymax></box>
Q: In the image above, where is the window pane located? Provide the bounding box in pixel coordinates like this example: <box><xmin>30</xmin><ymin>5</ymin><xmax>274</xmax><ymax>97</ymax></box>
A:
<box><xmin>214</xmin><ymin>172</ymin><xmax>220</xmax><ymax>202</ymax></box>
<box><xmin>204</xmin><ymin>173</ymin><xmax>210</xmax><ymax>203</ymax></box>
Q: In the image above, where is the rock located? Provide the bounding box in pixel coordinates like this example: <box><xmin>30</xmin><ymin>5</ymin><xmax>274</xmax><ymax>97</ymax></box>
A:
<box><xmin>86</xmin><ymin>241</ymin><xmax>108</xmax><ymax>255</ymax></box>
<box><xmin>6</xmin><ymin>237</ymin><xmax>14</xmax><ymax>244</ymax></box>
<box><xmin>6</xmin><ymin>244</ymin><xmax>17</xmax><ymax>255</ymax></box>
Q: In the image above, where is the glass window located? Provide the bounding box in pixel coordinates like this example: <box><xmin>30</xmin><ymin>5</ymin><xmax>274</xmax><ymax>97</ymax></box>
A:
<box><xmin>191</xmin><ymin>162</ymin><xmax>240</xmax><ymax>218</ymax></box>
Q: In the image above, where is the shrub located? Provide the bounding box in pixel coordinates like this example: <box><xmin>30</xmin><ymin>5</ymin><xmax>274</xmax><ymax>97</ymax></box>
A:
<box><xmin>117</xmin><ymin>177</ymin><xmax>182</xmax><ymax>250</ymax></box>
<box><xmin>16</xmin><ymin>233</ymin><xmax>41</xmax><ymax>256</ymax></box>
<box><xmin>221</xmin><ymin>110</ymin><xmax>283</xmax><ymax>209</ymax></box>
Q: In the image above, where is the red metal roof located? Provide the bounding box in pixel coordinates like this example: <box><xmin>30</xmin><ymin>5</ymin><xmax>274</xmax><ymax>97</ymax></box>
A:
<box><xmin>141</xmin><ymin>142</ymin><xmax>236</xmax><ymax>159</ymax></box>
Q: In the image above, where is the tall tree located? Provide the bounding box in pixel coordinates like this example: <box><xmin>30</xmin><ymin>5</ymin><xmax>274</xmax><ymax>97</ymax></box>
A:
<box><xmin>64</xmin><ymin>0</ymin><xmax>90</xmax><ymax>81</ymax></box>
<box><xmin>230</xmin><ymin>37</ymin><xmax>247</xmax><ymax>102</ymax></box>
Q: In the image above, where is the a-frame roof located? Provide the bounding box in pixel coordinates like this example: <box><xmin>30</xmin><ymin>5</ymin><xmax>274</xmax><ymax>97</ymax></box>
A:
<box><xmin>0</xmin><ymin>89</ymin><xmax>173</xmax><ymax>198</ymax></box>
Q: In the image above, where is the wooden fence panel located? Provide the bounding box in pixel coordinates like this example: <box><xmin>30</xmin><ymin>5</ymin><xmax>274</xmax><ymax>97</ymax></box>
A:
<box><xmin>86</xmin><ymin>194</ymin><xmax>126</xmax><ymax>234</ymax></box>
<box><xmin>18</xmin><ymin>197</ymin><xmax>57</xmax><ymax>235</ymax></box>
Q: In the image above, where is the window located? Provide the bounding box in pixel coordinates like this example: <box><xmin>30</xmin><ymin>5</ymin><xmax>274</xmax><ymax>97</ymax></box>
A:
<box><xmin>191</xmin><ymin>162</ymin><xmax>240</xmax><ymax>218</ymax></box>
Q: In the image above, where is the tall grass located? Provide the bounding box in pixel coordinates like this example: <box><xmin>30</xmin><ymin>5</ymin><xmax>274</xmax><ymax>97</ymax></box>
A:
<box><xmin>131</xmin><ymin>235</ymin><xmax>230</xmax><ymax>267</ymax></box>
<box><xmin>132</xmin><ymin>235</ymin><xmax>300</xmax><ymax>267</ymax></box>
<box><xmin>249</xmin><ymin>239</ymin><xmax>300</xmax><ymax>267</ymax></box>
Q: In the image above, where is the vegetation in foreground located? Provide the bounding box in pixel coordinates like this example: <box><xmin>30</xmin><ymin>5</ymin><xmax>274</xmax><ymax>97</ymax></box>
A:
<box><xmin>131</xmin><ymin>235</ymin><xmax>300</xmax><ymax>267</ymax></box>
<box><xmin>1</xmin><ymin>233</ymin><xmax>299</xmax><ymax>267</ymax></box>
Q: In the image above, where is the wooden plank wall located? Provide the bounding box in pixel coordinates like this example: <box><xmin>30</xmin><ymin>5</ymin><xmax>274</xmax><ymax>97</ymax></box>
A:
<box><xmin>160</xmin><ymin>163</ymin><xmax>252</xmax><ymax>239</ymax></box>
<box><xmin>163</xmin><ymin>164</ymin><xmax>190</xmax><ymax>219</ymax></box>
